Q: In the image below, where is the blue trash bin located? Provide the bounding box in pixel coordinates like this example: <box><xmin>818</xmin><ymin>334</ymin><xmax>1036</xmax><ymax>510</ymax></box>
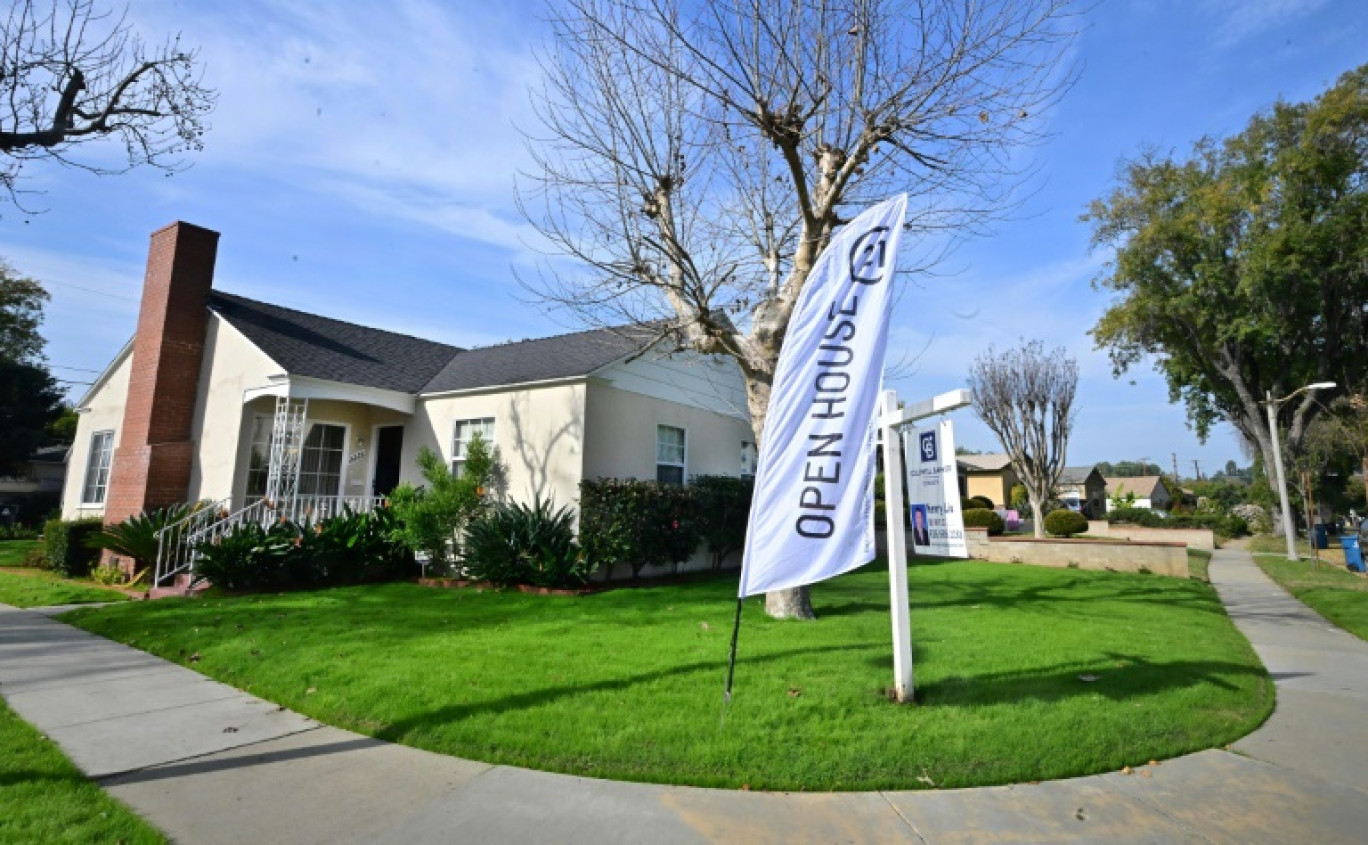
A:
<box><xmin>1342</xmin><ymin>535</ymin><xmax>1365</xmax><ymax>573</ymax></box>
<box><xmin>1313</xmin><ymin>523</ymin><xmax>1328</xmax><ymax>550</ymax></box>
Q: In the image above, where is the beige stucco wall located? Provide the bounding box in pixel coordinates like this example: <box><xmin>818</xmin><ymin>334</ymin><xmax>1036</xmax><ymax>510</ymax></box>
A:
<box><xmin>1086</xmin><ymin>520</ymin><xmax>1216</xmax><ymax>551</ymax></box>
<box><xmin>187</xmin><ymin>315</ymin><xmax>281</xmax><ymax>508</ymax></box>
<box><xmin>965</xmin><ymin>528</ymin><xmax>1189</xmax><ymax>577</ymax></box>
<box><xmin>410</xmin><ymin>382</ymin><xmax>589</xmax><ymax>510</ymax></box>
<box><xmin>62</xmin><ymin>349</ymin><xmax>133</xmax><ymax>519</ymax></box>
<box><xmin>964</xmin><ymin>472</ymin><xmax>1016</xmax><ymax>508</ymax></box>
<box><xmin>582</xmin><ymin>379</ymin><xmax>754</xmax><ymax>483</ymax></box>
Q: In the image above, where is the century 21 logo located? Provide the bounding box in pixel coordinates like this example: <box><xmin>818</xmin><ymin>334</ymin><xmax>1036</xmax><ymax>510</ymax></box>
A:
<box><xmin>849</xmin><ymin>226</ymin><xmax>891</xmax><ymax>284</ymax></box>
<box><xmin>919</xmin><ymin>430</ymin><xmax>937</xmax><ymax>463</ymax></box>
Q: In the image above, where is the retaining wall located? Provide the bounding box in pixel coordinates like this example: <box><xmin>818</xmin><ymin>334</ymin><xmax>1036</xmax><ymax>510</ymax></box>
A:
<box><xmin>964</xmin><ymin>527</ymin><xmax>1189</xmax><ymax>577</ymax></box>
<box><xmin>1086</xmin><ymin>520</ymin><xmax>1215</xmax><ymax>551</ymax></box>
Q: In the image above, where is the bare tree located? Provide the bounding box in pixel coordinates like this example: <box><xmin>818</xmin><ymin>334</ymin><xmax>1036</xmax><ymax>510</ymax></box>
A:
<box><xmin>967</xmin><ymin>339</ymin><xmax>1077</xmax><ymax>537</ymax></box>
<box><xmin>521</xmin><ymin>0</ymin><xmax>1079</xmax><ymax>618</ymax></box>
<box><xmin>0</xmin><ymin>0</ymin><xmax>214</xmax><ymax>205</ymax></box>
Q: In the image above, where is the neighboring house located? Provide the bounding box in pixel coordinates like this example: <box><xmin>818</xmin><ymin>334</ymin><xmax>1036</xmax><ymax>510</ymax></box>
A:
<box><xmin>62</xmin><ymin>222</ymin><xmax>755</xmax><ymax>534</ymax></box>
<box><xmin>956</xmin><ymin>453</ymin><xmax>1020</xmax><ymax>508</ymax></box>
<box><xmin>1056</xmin><ymin>465</ymin><xmax>1107</xmax><ymax>517</ymax></box>
<box><xmin>1103</xmin><ymin>475</ymin><xmax>1174</xmax><ymax>512</ymax></box>
<box><xmin>0</xmin><ymin>445</ymin><xmax>68</xmax><ymax>525</ymax></box>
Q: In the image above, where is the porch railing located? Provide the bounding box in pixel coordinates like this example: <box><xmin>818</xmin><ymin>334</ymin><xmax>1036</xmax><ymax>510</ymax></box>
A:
<box><xmin>153</xmin><ymin>495</ymin><xmax>387</xmax><ymax>590</ymax></box>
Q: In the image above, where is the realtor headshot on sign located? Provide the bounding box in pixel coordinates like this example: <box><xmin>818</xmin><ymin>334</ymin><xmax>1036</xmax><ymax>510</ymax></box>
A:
<box><xmin>910</xmin><ymin>504</ymin><xmax>931</xmax><ymax>547</ymax></box>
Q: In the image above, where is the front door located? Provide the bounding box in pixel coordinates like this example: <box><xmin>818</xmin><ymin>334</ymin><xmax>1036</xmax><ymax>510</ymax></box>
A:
<box><xmin>372</xmin><ymin>426</ymin><xmax>404</xmax><ymax>496</ymax></box>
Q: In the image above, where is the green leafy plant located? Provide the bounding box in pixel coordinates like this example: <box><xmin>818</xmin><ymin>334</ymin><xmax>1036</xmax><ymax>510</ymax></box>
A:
<box><xmin>690</xmin><ymin>475</ymin><xmax>754</xmax><ymax>570</ymax></box>
<box><xmin>962</xmin><ymin>508</ymin><xmax>1006</xmax><ymax>536</ymax></box>
<box><xmin>1009</xmin><ymin>484</ymin><xmax>1029</xmax><ymax>510</ymax></box>
<box><xmin>1044</xmin><ymin>509</ymin><xmax>1089</xmax><ymax>537</ymax></box>
<box><xmin>41</xmin><ymin>518</ymin><xmax>103</xmax><ymax>577</ymax></box>
<box><xmin>192</xmin><ymin>520</ymin><xmax>297</xmax><ymax>591</ymax></box>
<box><xmin>968</xmin><ymin>495</ymin><xmax>995</xmax><ymax>510</ymax></box>
<box><xmin>1106</xmin><ymin>507</ymin><xmax>1163</xmax><ymax>527</ymax></box>
<box><xmin>463</xmin><ymin>495</ymin><xmax>587</xmax><ymax>588</ymax></box>
<box><xmin>578</xmin><ymin>479</ymin><xmax>702</xmax><ymax>579</ymax></box>
<box><xmin>85</xmin><ymin>501</ymin><xmax>211</xmax><ymax>581</ymax></box>
<box><xmin>388</xmin><ymin>436</ymin><xmax>495</xmax><ymax>572</ymax></box>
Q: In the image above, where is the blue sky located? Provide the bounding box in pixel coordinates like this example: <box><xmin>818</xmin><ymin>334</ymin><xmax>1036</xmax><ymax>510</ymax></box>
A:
<box><xmin>4</xmin><ymin>0</ymin><xmax>1365</xmax><ymax>478</ymax></box>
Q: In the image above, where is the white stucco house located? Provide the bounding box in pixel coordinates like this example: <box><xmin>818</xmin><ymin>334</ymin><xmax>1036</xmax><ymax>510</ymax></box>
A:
<box><xmin>63</xmin><ymin>223</ymin><xmax>756</xmax><ymax>567</ymax></box>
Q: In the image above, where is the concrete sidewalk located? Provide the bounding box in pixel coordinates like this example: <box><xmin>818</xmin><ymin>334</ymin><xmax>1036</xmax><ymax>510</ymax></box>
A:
<box><xmin>2</xmin><ymin>548</ymin><xmax>1367</xmax><ymax>843</ymax></box>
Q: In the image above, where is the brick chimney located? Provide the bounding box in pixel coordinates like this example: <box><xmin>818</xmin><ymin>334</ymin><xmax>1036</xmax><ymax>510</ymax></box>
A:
<box><xmin>103</xmin><ymin>222</ymin><xmax>220</xmax><ymax>525</ymax></box>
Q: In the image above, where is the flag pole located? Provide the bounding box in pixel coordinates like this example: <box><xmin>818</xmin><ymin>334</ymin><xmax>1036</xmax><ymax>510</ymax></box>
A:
<box><xmin>721</xmin><ymin>596</ymin><xmax>744</xmax><ymax>726</ymax></box>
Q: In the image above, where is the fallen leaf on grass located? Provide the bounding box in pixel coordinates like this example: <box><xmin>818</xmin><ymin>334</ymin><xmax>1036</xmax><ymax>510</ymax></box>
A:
<box><xmin>306</xmin><ymin>687</ymin><xmax>317</xmax><ymax>695</ymax></box>
<box><xmin>699</xmin><ymin>621</ymin><xmax>711</xmax><ymax>631</ymax></box>
<box><xmin>188</xmin><ymin>652</ymin><xmax>201</xmax><ymax>662</ymax></box>
<box><xmin>1077</xmin><ymin>674</ymin><xmax>1099</xmax><ymax>682</ymax></box>
<box><xmin>787</xmin><ymin>687</ymin><xmax>802</xmax><ymax>698</ymax></box>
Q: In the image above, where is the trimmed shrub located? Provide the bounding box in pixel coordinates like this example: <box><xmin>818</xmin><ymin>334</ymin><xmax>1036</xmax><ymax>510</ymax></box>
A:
<box><xmin>962</xmin><ymin>508</ymin><xmax>1005</xmax><ymax>536</ymax></box>
<box><xmin>1044</xmin><ymin>509</ymin><xmax>1089</xmax><ymax>537</ymax></box>
<box><xmin>690</xmin><ymin>475</ymin><xmax>754</xmax><ymax>570</ymax></box>
<box><xmin>1106</xmin><ymin>507</ymin><xmax>1163</xmax><ymax>527</ymax></box>
<box><xmin>463</xmin><ymin>495</ymin><xmax>587</xmax><ymax>588</ymax></box>
<box><xmin>578</xmin><ymin>479</ymin><xmax>701</xmax><ymax>578</ymax></box>
<box><xmin>42</xmin><ymin>518</ymin><xmax>104</xmax><ymax>577</ymax></box>
<box><xmin>968</xmin><ymin>495</ymin><xmax>995</xmax><ymax>510</ymax></box>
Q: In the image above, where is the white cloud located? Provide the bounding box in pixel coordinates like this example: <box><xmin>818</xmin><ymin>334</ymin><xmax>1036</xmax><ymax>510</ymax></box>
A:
<box><xmin>1201</xmin><ymin>0</ymin><xmax>1331</xmax><ymax>49</ymax></box>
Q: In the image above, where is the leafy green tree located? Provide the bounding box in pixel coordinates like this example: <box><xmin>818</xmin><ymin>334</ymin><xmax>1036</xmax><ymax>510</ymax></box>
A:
<box><xmin>1086</xmin><ymin>64</ymin><xmax>1368</xmax><ymax>492</ymax></box>
<box><xmin>1</xmin><ymin>261</ymin><xmax>63</xmax><ymax>475</ymax></box>
<box><xmin>387</xmin><ymin>434</ymin><xmax>495</xmax><ymax>573</ymax></box>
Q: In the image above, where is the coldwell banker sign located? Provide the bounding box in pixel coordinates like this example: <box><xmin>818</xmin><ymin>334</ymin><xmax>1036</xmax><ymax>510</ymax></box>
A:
<box><xmin>739</xmin><ymin>195</ymin><xmax>907</xmax><ymax>597</ymax></box>
<box><xmin>904</xmin><ymin>419</ymin><xmax>968</xmax><ymax>558</ymax></box>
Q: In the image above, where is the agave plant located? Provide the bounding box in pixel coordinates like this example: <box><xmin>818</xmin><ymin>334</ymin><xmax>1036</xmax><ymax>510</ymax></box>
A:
<box><xmin>86</xmin><ymin>501</ymin><xmax>213</xmax><ymax>578</ymax></box>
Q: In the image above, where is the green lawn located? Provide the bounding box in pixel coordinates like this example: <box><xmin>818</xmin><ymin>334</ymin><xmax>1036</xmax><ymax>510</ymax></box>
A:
<box><xmin>0</xmin><ymin>697</ymin><xmax>164</xmax><ymax>844</ymax></box>
<box><xmin>1187</xmin><ymin>549</ymin><xmax>1212</xmax><ymax>582</ymax></box>
<box><xmin>1253</xmin><ymin>554</ymin><xmax>1368</xmax><ymax>641</ymax></box>
<box><xmin>63</xmin><ymin>560</ymin><xmax>1272</xmax><ymax>791</ymax></box>
<box><xmin>0</xmin><ymin>539</ymin><xmax>40</xmax><ymax>567</ymax></box>
<box><xmin>0</xmin><ymin>541</ymin><xmax>131</xmax><ymax>608</ymax></box>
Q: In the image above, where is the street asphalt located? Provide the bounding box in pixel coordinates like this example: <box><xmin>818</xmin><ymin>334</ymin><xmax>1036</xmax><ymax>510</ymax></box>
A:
<box><xmin>2</xmin><ymin>547</ymin><xmax>1366</xmax><ymax>843</ymax></box>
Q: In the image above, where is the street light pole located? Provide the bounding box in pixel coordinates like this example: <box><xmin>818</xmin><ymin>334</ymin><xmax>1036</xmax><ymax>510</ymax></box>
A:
<box><xmin>1267</xmin><ymin>389</ymin><xmax>1298</xmax><ymax>561</ymax></box>
<box><xmin>1265</xmin><ymin>382</ymin><xmax>1337</xmax><ymax>562</ymax></box>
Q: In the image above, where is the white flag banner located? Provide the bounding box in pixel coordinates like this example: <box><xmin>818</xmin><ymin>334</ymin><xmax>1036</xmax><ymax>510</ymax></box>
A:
<box><xmin>904</xmin><ymin>419</ymin><xmax>968</xmax><ymax>558</ymax></box>
<box><xmin>738</xmin><ymin>195</ymin><xmax>908</xmax><ymax>597</ymax></box>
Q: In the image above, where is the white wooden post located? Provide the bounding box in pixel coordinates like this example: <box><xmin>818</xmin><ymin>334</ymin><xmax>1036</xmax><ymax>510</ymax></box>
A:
<box><xmin>880</xmin><ymin>389</ymin><xmax>915</xmax><ymax>703</ymax></box>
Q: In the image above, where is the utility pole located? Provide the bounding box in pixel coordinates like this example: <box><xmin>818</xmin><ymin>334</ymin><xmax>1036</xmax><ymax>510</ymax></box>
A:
<box><xmin>1192</xmin><ymin>460</ymin><xmax>1201</xmax><ymax>481</ymax></box>
<box><xmin>1171</xmin><ymin>453</ymin><xmax>1180</xmax><ymax>482</ymax></box>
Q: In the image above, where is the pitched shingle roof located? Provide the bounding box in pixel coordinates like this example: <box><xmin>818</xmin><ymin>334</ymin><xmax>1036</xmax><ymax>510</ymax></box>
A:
<box><xmin>421</xmin><ymin>325</ymin><xmax>656</xmax><ymax>394</ymax></box>
<box><xmin>1058</xmin><ymin>466</ymin><xmax>1100</xmax><ymax>485</ymax></box>
<box><xmin>208</xmin><ymin>292</ymin><xmax>462</xmax><ymax>393</ymax></box>
<box><xmin>1104</xmin><ymin>475</ymin><xmax>1165</xmax><ymax>497</ymax></box>
<box><xmin>957</xmin><ymin>453</ymin><xmax>1014</xmax><ymax>472</ymax></box>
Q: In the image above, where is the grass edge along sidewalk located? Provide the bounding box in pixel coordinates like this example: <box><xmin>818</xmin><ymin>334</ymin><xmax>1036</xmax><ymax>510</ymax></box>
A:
<box><xmin>0</xmin><ymin>696</ymin><xmax>165</xmax><ymax>844</ymax></box>
<box><xmin>0</xmin><ymin>540</ymin><xmax>133</xmax><ymax>609</ymax></box>
<box><xmin>64</xmin><ymin>559</ymin><xmax>1272</xmax><ymax>792</ymax></box>
<box><xmin>1253</xmin><ymin>552</ymin><xmax>1368</xmax><ymax>642</ymax></box>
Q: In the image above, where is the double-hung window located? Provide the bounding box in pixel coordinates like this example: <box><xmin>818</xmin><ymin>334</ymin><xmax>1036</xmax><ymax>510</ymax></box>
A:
<box><xmin>81</xmin><ymin>430</ymin><xmax>115</xmax><ymax>505</ymax></box>
<box><xmin>298</xmin><ymin>423</ymin><xmax>346</xmax><ymax>496</ymax></box>
<box><xmin>452</xmin><ymin>418</ymin><xmax>495</xmax><ymax>478</ymax></box>
<box><xmin>656</xmin><ymin>425</ymin><xmax>686</xmax><ymax>485</ymax></box>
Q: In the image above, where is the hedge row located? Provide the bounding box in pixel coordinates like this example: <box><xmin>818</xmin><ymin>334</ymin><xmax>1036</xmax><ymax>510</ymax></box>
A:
<box><xmin>1106</xmin><ymin>507</ymin><xmax>1248</xmax><ymax>537</ymax></box>
<box><xmin>41</xmin><ymin>518</ymin><xmax>104</xmax><ymax>577</ymax></box>
<box><xmin>579</xmin><ymin>476</ymin><xmax>753</xmax><ymax>578</ymax></box>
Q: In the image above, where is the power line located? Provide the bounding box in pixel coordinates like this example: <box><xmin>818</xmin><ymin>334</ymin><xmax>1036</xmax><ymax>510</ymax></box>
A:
<box><xmin>50</xmin><ymin>364</ymin><xmax>102</xmax><ymax>373</ymax></box>
<box><xmin>43</xmin><ymin>279</ymin><xmax>139</xmax><ymax>302</ymax></box>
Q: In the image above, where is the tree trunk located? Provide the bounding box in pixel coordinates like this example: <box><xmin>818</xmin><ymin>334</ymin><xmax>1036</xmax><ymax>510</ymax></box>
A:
<box><xmin>1030</xmin><ymin>499</ymin><xmax>1045</xmax><ymax>539</ymax></box>
<box><xmin>742</xmin><ymin>363</ymin><xmax>816</xmax><ymax>620</ymax></box>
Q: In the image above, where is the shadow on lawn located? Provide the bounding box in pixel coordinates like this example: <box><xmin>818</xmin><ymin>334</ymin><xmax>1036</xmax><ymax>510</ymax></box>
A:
<box><xmin>372</xmin><ymin>642</ymin><xmax>869</xmax><ymax>743</ymax></box>
<box><xmin>913</xmin><ymin>650</ymin><xmax>1267</xmax><ymax>708</ymax></box>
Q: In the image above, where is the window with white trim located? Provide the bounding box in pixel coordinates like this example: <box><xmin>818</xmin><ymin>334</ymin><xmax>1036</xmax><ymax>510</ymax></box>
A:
<box><xmin>81</xmin><ymin>430</ymin><xmax>115</xmax><ymax>504</ymax></box>
<box><xmin>245</xmin><ymin>415</ymin><xmax>271</xmax><ymax>498</ymax></box>
<box><xmin>298</xmin><ymin>423</ymin><xmax>346</xmax><ymax>496</ymax></box>
<box><xmin>656</xmin><ymin>425</ymin><xmax>686</xmax><ymax>485</ymax></box>
<box><xmin>452</xmin><ymin>417</ymin><xmax>495</xmax><ymax>478</ymax></box>
<box><xmin>741</xmin><ymin>441</ymin><xmax>757</xmax><ymax>479</ymax></box>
